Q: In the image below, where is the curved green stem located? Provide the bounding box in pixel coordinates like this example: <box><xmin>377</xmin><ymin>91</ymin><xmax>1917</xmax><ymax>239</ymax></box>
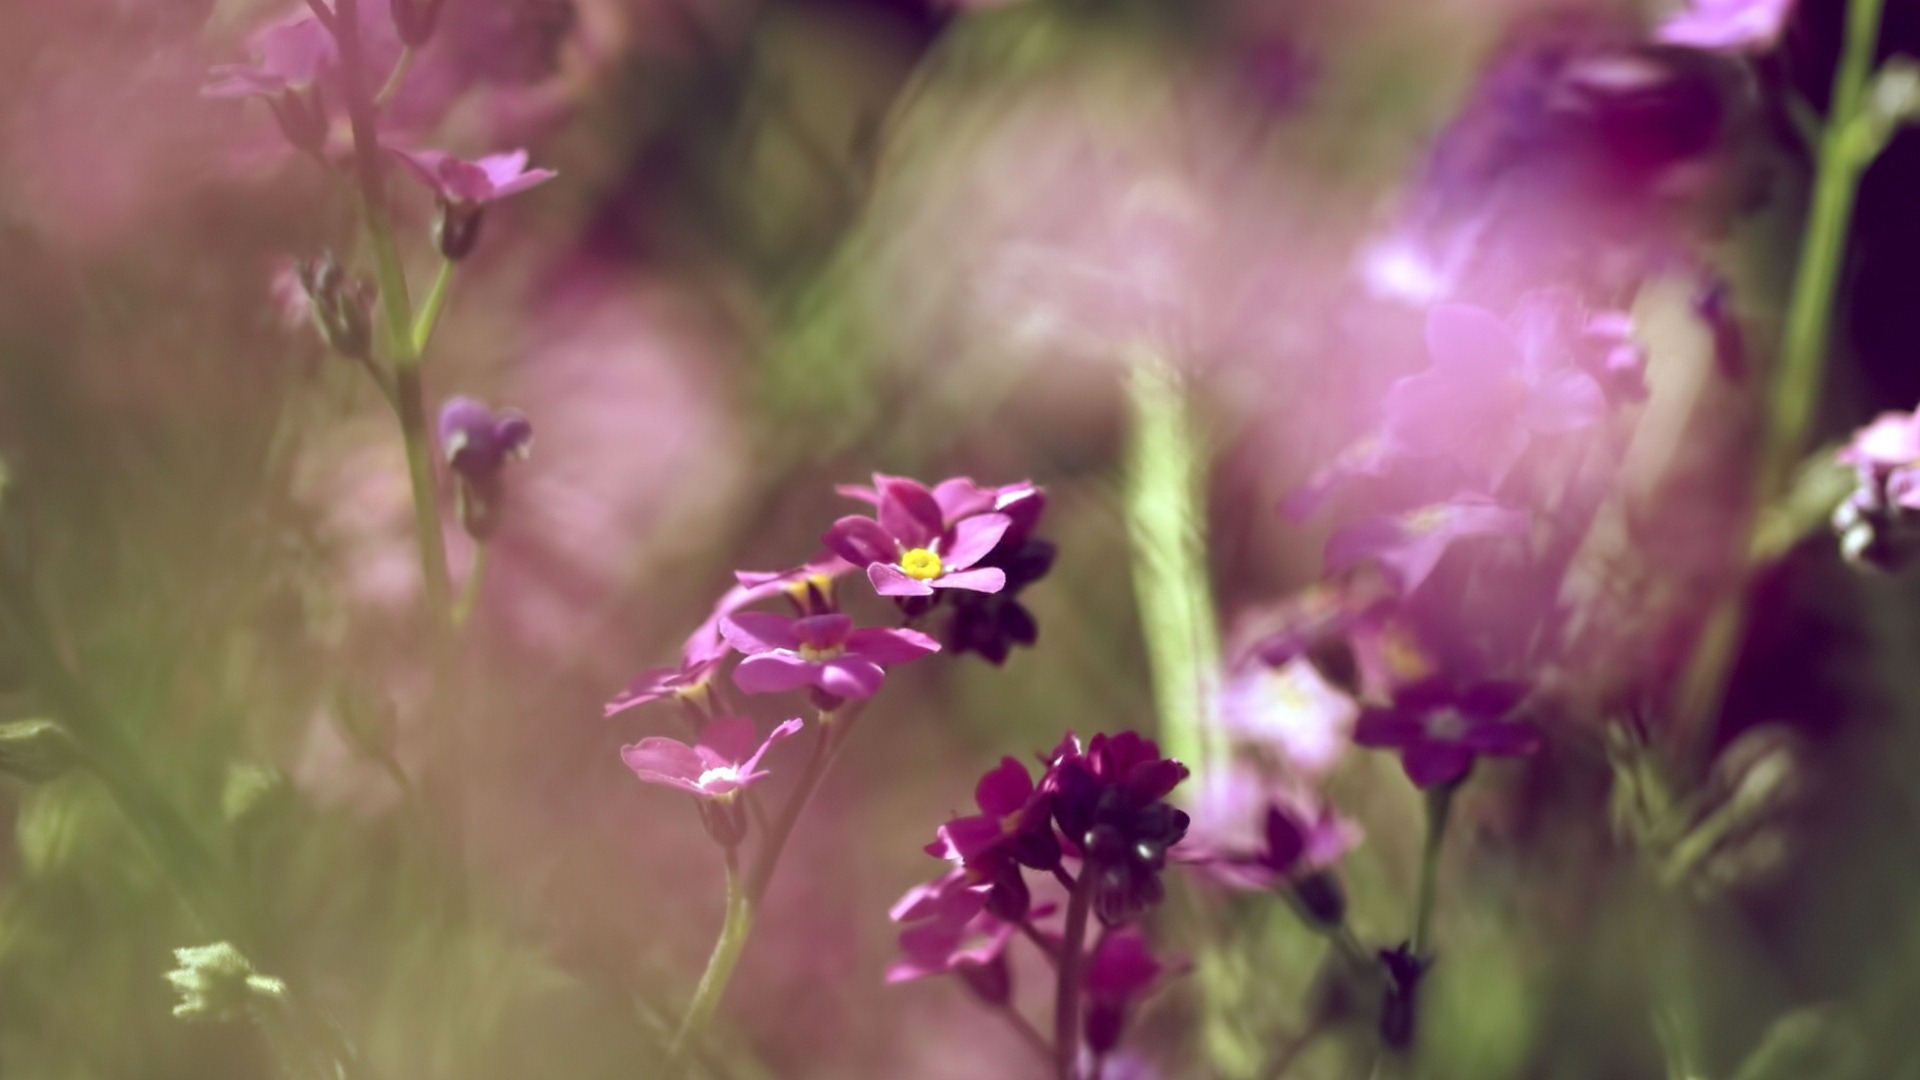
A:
<box><xmin>452</xmin><ymin>541</ymin><xmax>488</xmax><ymax>629</ymax></box>
<box><xmin>668</xmin><ymin>851</ymin><xmax>754</xmax><ymax>1067</ymax></box>
<box><xmin>1674</xmin><ymin>0</ymin><xmax>1885</xmax><ymax>761</ymax></box>
<box><xmin>411</xmin><ymin>260</ymin><xmax>454</xmax><ymax>357</ymax></box>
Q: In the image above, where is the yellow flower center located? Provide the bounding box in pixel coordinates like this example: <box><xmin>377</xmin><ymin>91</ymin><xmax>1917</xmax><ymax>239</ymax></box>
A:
<box><xmin>797</xmin><ymin>642</ymin><xmax>844</xmax><ymax>662</ymax></box>
<box><xmin>899</xmin><ymin>547</ymin><xmax>944</xmax><ymax>581</ymax></box>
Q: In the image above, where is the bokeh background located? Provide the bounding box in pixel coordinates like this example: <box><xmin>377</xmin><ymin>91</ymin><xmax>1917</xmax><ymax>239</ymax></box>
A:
<box><xmin>4</xmin><ymin>0</ymin><xmax>1920</xmax><ymax>1076</ymax></box>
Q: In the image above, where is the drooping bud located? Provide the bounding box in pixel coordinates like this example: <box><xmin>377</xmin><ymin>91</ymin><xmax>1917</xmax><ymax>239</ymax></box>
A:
<box><xmin>165</xmin><ymin>942</ymin><xmax>287</xmax><ymax>1022</ymax></box>
<box><xmin>434</xmin><ymin>201</ymin><xmax>486</xmax><ymax>262</ymax></box>
<box><xmin>956</xmin><ymin>953</ymin><xmax>1012</xmax><ymax>1006</ymax></box>
<box><xmin>296</xmin><ymin>252</ymin><xmax>375</xmax><ymax>360</ymax></box>
<box><xmin>437</xmin><ymin>396</ymin><xmax>533</xmax><ymax>541</ymax></box>
<box><xmin>266</xmin><ymin>87</ymin><xmax>329</xmax><ymax>157</ymax></box>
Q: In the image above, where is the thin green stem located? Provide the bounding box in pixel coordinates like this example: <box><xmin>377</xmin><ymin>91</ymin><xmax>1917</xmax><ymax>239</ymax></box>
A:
<box><xmin>452</xmin><ymin>542</ymin><xmax>488</xmax><ymax>629</ymax></box>
<box><xmin>1408</xmin><ymin>782</ymin><xmax>1457</xmax><ymax>960</ymax></box>
<box><xmin>1053</xmin><ymin>869</ymin><xmax>1095</xmax><ymax>1080</ymax></box>
<box><xmin>667</xmin><ymin>849</ymin><xmax>754</xmax><ymax>1067</ymax></box>
<box><xmin>1672</xmin><ymin>0</ymin><xmax>1885</xmax><ymax>764</ymax></box>
<box><xmin>411</xmin><ymin>259</ymin><xmax>454</xmax><ymax>356</ymax></box>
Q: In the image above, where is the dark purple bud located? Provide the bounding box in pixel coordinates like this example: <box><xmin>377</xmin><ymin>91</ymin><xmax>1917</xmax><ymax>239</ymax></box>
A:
<box><xmin>983</xmin><ymin>865</ymin><xmax>1031</xmax><ymax>923</ymax></box>
<box><xmin>698</xmin><ymin>797</ymin><xmax>749</xmax><ymax>849</ymax></box>
<box><xmin>438</xmin><ymin>397</ymin><xmax>533</xmax><ymax>541</ymax></box>
<box><xmin>1085</xmin><ymin>1000</ymin><xmax>1127</xmax><ymax>1057</ymax></box>
<box><xmin>1378</xmin><ymin>945</ymin><xmax>1428</xmax><ymax>1052</ymax></box>
<box><xmin>1290</xmin><ymin>872</ymin><xmax>1346</xmax><ymax>928</ymax></box>
<box><xmin>435</xmin><ymin>201</ymin><xmax>486</xmax><ymax>262</ymax></box>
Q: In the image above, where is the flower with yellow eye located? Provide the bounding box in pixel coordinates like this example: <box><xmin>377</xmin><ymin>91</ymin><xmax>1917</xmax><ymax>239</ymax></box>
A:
<box><xmin>823</xmin><ymin>475</ymin><xmax>1012</xmax><ymax>598</ymax></box>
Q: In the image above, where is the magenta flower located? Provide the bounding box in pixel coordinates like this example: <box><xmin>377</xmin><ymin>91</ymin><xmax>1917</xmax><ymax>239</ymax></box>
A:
<box><xmin>619</xmin><ymin>716</ymin><xmax>802</xmax><ymax>798</ymax></box>
<box><xmin>391</xmin><ymin>148</ymin><xmax>557</xmax><ymax>260</ymax></box>
<box><xmin>720</xmin><ymin>612</ymin><xmax>938</xmax><ymax>700</ymax></box>
<box><xmin>1043</xmin><ymin>732</ymin><xmax>1191</xmax><ymax>925</ymax></box>
<box><xmin>1324</xmin><ymin>493</ymin><xmax>1530</xmax><ymax>595</ymax></box>
<box><xmin>823</xmin><ymin>476</ymin><xmax>1011</xmax><ymax>597</ymax></box>
<box><xmin>603</xmin><ymin>656</ymin><xmax>722</xmax><ymax>718</ymax></box>
<box><xmin>926</xmin><ymin>756</ymin><xmax>1063</xmax><ymax>919</ymax></box>
<box><xmin>1181</xmin><ymin>764</ymin><xmax>1358</xmax><ymax>917</ymax></box>
<box><xmin>1657</xmin><ymin>0</ymin><xmax>1797</xmax><ymax>53</ymax></box>
<box><xmin>1385</xmin><ymin>303</ymin><xmax>1608</xmax><ymax>485</ymax></box>
<box><xmin>1353</xmin><ymin>681</ymin><xmax>1541</xmax><ymax>788</ymax></box>
<box><xmin>885</xmin><ymin>881</ymin><xmax>1010</xmax><ymax>986</ymax></box>
<box><xmin>680</xmin><ymin>554</ymin><xmax>855</xmax><ymax>667</ymax></box>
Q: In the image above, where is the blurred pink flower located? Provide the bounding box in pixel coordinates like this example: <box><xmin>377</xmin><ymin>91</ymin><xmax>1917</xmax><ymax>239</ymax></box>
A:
<box><xmin>202</xmin><ymin>15</ymin><xmax>337</xmax><ymax>99</ymax></box>
<box><xmin>1217</xmin><ymin>657</ymin><xmax>1358</xmax><ymax>777</ymax></box>
<box><xmin>1657</xmin><ymin>0</ymin><xmax>1797</xmax><ymax>53</ymax></box>
<box><xmin>620</xmin><ymin>715</ymin><xmax>802</xmax><ymax>798</ymax></box>
<box><xmin>392</xmin><ymin>147</ymin><xmax>559</xmax><ymax>206</ymax></box>
<box><xmin>1324</xmin><ymin>493</ymin><xmax>1531</xmax><ymax>596</ymax></box>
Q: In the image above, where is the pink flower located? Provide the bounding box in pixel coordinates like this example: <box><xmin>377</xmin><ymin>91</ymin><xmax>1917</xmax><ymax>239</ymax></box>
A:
<box><xmin>1217</xmin><ymin>657</ymin><xmax>1359</xmax><ymax>778</ymax></box>
<box><xmin>720</xmin><ymin>612</ymin><xmax>939</xmax><ymax>700</ymax></box>
<box><xmin>1324</xmin><ymin>493</ymin><xmax>1531</xmax><ymax>596</ymax></box>
<box><xmin>619</xmin><ymin>716</ymin><xmax>802</xmax><ymax>799</ymax></box>
<box><xmin>823</xmin><ymin>476</ymin><xmax>1011</xmax><ymax>598</ymax></box>
<box><xmin>391</xmin><ymin>147</ymin><xmax>558</xmax><ymax>205</ymax></box>
<box><xmin>680</xmin><ymin>553</ymin><xmax>855</xmax><ymax>667</ymax></box>
<box><xmin>603</xmin><ymin>656</ymin><xmax>722</xmax><ymax>718</ymax></box>
<box><xmin>1657</xmin><ymin>0</ymin><xmax>1798</xmax><ymax>53</ymax></box>
<box><xmin>202</xmin><ymin>15</ymin><xmax>337</xmax><ymax>99</ymax></box>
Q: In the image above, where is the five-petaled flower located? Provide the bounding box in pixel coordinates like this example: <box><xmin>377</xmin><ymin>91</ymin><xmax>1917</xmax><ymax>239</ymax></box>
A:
<box><xmin>930</xmin><ymin>756</ymin><xmax>1063</xmax><ymax>919</ymax></box>
<box><xmin>603</xmin><ymin>656</ymin><xmax>723</xmax><ymax>718</ymax></box>
<box><xmin>621</xmin><ymin>716</ymin><xmax>802</xmax><ymax>799</ymax></box>
<box><xmin>1324</xmin><ymin>493</ymin><xmax>1530</xmax><ymax>596</ymax></box>
<box><xmin>824</xmin><ymin>476</ymin><xmax>1011</xmax><ymax>597</ymax></box>
<box><xmin>720</xmin><ymin>611</ymin><xmax>939</xmax><ymax>702</ymax></box>
<box><xmin>202</xmin><ymin>14</ymin><xmax>337</xmax><ymax>153</ymax></box>
<box><xmin>391</xmin><ymin>148</ymin><xmax>558</xmax><ymax>260</ymax></box>
<box><xmin>1353</xmin><ymin>680</ymin><xmax>1541</xmax><ymax>788</ymax></box>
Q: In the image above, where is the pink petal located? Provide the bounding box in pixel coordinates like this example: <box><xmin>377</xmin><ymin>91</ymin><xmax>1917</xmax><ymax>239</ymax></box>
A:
<box><xmin>877</xmin><ymin>477</ymin><xmax>944</xmax><ymax>548</ymax></box>
<box><xmin>1401</xmin><ymin>743</ymin><xmax>1475</xmax><ymax>789</ymax></box>
<box><xmin>791</xmin><ymin>613</ymin><xmax>854</xmax><ymax>651</ymax></box>
<box><xmin>940</xmin><ymin>513</ymin><xmax>1011</xmax><ymax>571</ymax></box>
<box><xmin>846</xmin><ymin>626</ymin><xmax>941</xmax><ymax>665</ymax></box>
<box><xmin>930</xmin><ymin>568</ymin><xmax>1006</xmax><ymax>593</ymax></box>
<box><xmin>974</xmin><ymin>756</ymin><xmax>1035</xmax><ymax>817</ymax></box>
<box><xmin>869</xmin><ymin>563</ymin><xmax>936</xmax><ymax>597</ymax></box>
<box><xmin>818</xmin><ymin>657</ymin><xmax>886</xmax><ymax>699</ymax></box>
<box><xmin>932</xmin><ymin>477</ymin><xmax>997</xmax><ymax>522</ymax></box>
<box><xmin>824</xmin><ymin>516</ymin><xmax>899</xmax><ymax>567</ymax></box>
<box><xmin>696</xmin><ymin>716</ymin><xmax>760</xmax><ymax>763</ymax></box>
<box><xmin>620</xmin><ymin>737</ymin><xmax>705</xmax><ymax>788</ymax></box>
<box><xmin>732</xmin><ymin>653</ymin><xmax>818</xmax><ymax>695</ymax></box>
<box><xmin>489</xmin><ymin>167</ymin><xmax>558</xmax><ymax>200</ymax></box>
<box><xmin>736</xmin><ymin>717</ymin><xmax>805</xmax><ymax>778</ymax></box>
<box><xmin>1425</xmin><ymin>303</ymin><xmax>1524</xmax><ymax>379</ymax></box>
<box><xmin>1526</xmin><ymin>371</ymin><xmax>1607</xmax><ymax>434</ymax></box>
<box><xmin>475</xmin><ymin>150</ymin><xmax>531</xmax><ymax>187</ymax></box>
<box><xmin>720</xmin><ymin>612</ymin><xmax>804</xmax><ymax>655</ymax></box>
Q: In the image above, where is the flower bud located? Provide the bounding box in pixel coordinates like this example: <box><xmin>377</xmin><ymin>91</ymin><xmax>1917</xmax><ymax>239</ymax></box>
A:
<box><xmin>1289</xmin><ymin>871</ymin><xmax>1346</xmax><ymax>929</ymax></box>
<box><xmin>1085</xmin><ymin>999</ymin><xmax>1127</xmax><ymax>1057</ymax></box>
<box><xmin>434</xmin><ymin>202</ymin><xmax>486</xmax><ymax>262</ymax></box>
<box><xmin>296</xmin><ymin>253</ymin><xmax>375</xmax><ymax>360</ymax></box>
<box><xmin>266</xmin><ymin>87</ymin><xmax>328</xmax><ymax>157</ymax></box>
<box><xmin>956</xmin><ymin>954</ymin><xmax>1012</xmax><ymax>1006</ymax></box>
<box><xmin>166</xmin><ymin>942</ymin><xmax>286</xmax><ymax>1022</ymax></box>
<box><xmin>698</xmin><ymin>795</ymin><xmax>750</xmax><ymax>849</ymax></box>
<box><xmin>0</xmin><ymin>719</ymin><xmax>80</xmax><ymax>783</ymax></box>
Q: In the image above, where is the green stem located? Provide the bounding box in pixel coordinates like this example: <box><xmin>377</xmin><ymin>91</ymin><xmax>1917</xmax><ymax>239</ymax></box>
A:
<box><xmin>452</xmin><ymin>541</ymin><xmax>488</xmax><ymax>629</ymax></box>
<box><xmin>411</xmin><ymin>260</ymin><xmax>454</xmax><ymax>356</ymax></box>
<box><xmin>1121</xmin><ymin>343</ymin><xmax>1223</xmax><ymax>777</ymax></box>
<box><xmin>1408</xmin><ymin>782</ymin><xmax>1456</xmax><ymax>960</ymax></box>
<box><xmin>668</xmin><ymin>850</ymin><xmax>754</xmax><ymax>1067</ymax></box>
<box><xmin>1053</xmin><ymin>870</ymin><xmax>1095</xmax><ymax>1080</ymax></box>
<box><xmin>1674</xmin><ymin>0</ymin><xmax>1884</xmax><ymax>761</ymax></box>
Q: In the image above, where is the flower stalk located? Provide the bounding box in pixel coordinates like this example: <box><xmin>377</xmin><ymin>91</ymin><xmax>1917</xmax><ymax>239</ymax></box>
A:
<box><xmin>1053</xmin><ymin>868</ymin><xmax>1095</xmax><ymax>1080</ymax></box>
<box><xmin>668</xmin><ymin>851</ymin><xmax>754</xmax><ymax>1067</ymax></box>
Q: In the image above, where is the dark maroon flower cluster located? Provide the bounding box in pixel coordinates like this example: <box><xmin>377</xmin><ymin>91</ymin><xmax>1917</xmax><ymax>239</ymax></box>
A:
<box><xmin>889</xmin><ymin>732</ymin><xmax>1187</xmax><ymax>1066</ymax></box>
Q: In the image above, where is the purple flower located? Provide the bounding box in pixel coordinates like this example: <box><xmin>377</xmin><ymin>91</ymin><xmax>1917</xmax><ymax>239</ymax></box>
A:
<box><xmin>942</xmin><ymin>536</ymin><xmax>1056</xmax><ymax>665</ymax></box>
<box><xmin>680</xmin><ymin>554</ymin><xmax>855</xmax><ymax>668</ymax></box>
<box><xmin>620</xmin><ymin>715</ymin><xmax>802</xmax><ymax>798</ymax></box>
<box><xmin>823</xmin><ymin>476</ymin><xmax>1011</xmax><ymax>597</ymax></box>
<box><xmin>603</xmin><ymin>656</ymin><xmax>722</xmax><ymax>718</ymax></box>
<box><xmin>1657</xmin><ymin>0</ymin><xmax>1797</xmax><ymax>53</ymax></box>
<box><xmin>1181</xmin><ymin>764</ymin><xmax>1357</xmax><ymax>920</ymax></box>
<box><xmin>437</xmin><ymin>396</ymin><xmax>532</xmax><ymax>540</ymax></box>
<box><xmin>885</xmin><ymin>880</ymin><xmax>1014</xmax><ymax>991</ymax></box>
<box><xmin>1324</xmin><ymin>493</ymin><xmax>1530</xmax><ymax>596</ymax></box>
<box><xmin>1385</xmin><ymin>303</ymin><xmax>1607</xmax><ymax>485</ymax></box>
<box><xmin>1083</xmin><ymin>930</ymin><xmax>1170</xmax><ymax>1056</ymax></box>
<box><xmin>720</xmin><ymin>611</ymin><xmax>938</xmax><ymax>701</ymax></box>
<box><xmin>1043</xmin><ymin>732</ymin><xmax>1191</xmax><ymax>926</ymax></box>
<box><xmin>1353</xmin><ymin>681</ymin><xmax>1541</xmax><ymax>788</ymax></box>
<box><xmin>391</xmin><ymin>148</ymin><xmax>556</xmax><ymax>260</ymax></box>
<box><xmin>930</xmin><ymin>756</ymin><xmax>1063</xmax><ymax>919</ymax></box>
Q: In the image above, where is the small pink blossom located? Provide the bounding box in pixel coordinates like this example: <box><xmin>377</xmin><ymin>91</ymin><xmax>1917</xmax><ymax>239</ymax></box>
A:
<box><xmin>391</xmin><ymin>147</ymin><xmax>558</xmax><ymax>206</ymax></box>
<box><xmin>619</xmin><ymin>716</ymin><xmax>802</xmax><ymax>799</ymax></box>
<box><xmin>823</xmin><ymin>476</ymin><xmax>1011</xmax><ymax>598</ymax></box>
<box><xmin>1657</xmin><ymin>0</ymin><xmax>1798</xmax><ymax>53</ymax></box>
